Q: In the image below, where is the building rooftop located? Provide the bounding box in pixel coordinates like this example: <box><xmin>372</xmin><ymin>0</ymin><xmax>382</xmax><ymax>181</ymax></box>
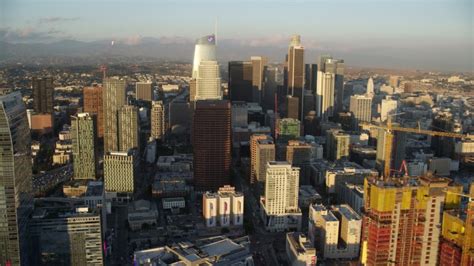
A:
<box><xmin>336</xmin><ymin>204</ymin><xmax>361</xmax><ymax>221</ymax></box>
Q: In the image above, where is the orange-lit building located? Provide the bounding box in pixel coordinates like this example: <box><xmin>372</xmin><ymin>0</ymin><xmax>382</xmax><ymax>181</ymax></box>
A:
<box><xmin>83</xmin><ymin>84</ymin><xmax>103</xmax><ymax>138</ymax></box>
<box><xmin>30</xmin><ymin>113</ymin><xmax>53</xmax><ymax>134</ymax></box>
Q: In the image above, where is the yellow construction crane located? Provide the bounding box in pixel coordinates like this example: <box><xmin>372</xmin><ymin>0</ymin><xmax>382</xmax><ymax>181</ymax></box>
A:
<box><xmin>361</xmin><ymin>118</ymin><xmax>472</xmax><ymax>178</ymax></box>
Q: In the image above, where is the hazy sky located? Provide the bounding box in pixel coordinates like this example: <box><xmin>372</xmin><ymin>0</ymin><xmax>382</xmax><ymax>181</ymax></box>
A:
<box><xmin>1</xmin><ymin>0</ymin><xmax>472</xmax><ymax>71</ymax></box>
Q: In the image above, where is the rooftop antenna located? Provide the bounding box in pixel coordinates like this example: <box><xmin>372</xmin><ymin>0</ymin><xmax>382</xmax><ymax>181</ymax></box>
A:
<box><xmin>214</xmin><ymin>17</ymin><xmax>218</xmax><ymax>45</ymax></box>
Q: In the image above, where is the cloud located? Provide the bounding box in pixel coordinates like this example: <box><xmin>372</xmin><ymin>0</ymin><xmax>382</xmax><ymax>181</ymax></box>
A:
<box><xmin>0</xmin><ymin>27</ymin><xmax>65</xmax><ymax>43</ymax></box>
<box><xmin>38</xmin><ymin>16</ymin><xmax>80</xmax><ymax>24</ymax></box>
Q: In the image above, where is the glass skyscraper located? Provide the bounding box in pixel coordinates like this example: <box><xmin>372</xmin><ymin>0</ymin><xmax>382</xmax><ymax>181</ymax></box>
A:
<box><xmin>0</xmin><ymin>91</ymin><xmax>33</xmax><ymax>265</ymax></box>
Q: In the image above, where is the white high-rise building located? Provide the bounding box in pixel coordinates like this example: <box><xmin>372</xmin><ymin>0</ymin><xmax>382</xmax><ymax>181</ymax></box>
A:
<box><xmin>202</xmin><ymin>186</ymin><xmax>244</xmax><ymax>227</ymax></box>
<box><xmin>308</xmin><ymin>204</ymin><xmax>361</xmax><ymax>259</ymax></box>
<box><xmin>366</xmin><ymin>77</ymin><xmax>374</xmax><ymax>95</ymax></box>
<box><xmin>316</xmin><ymin>71</ymin><xmax>335</xmax><ymax>120</ymax></box>
<box><xmin>260</xmin><ymin>161</ymin><xmax>302</xmax><ymax>232</ymax></box>
<box><xmin>192</xmin><ymin>35</ymin><xmax>217</xmax><ymax>79</ymax></box>
<box><xmin>380</xmin><ymin>98</ymin><xmax>398</xmax><ymax>122</ymax></box>
<box><xmin>350</xmin><ymin>95</ymin><xmax>372</xmax><ymax>124</ymax></box>
<box><xmin>195</xmin><ymin>60</ymin><xmax>222</xmax><ymax>100</ymax></box>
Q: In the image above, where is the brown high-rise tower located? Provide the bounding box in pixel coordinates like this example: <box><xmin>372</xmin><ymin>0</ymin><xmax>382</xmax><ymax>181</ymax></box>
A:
<box><xmin>286</xmin><ymin>35</ymin><xmax>305</xmax><ymax>120</ymax></box>
<box><xmin>83</xmin><ymin>84</ymin><xmax>104</xmax><ymax>138</ymax></box>
<box><xmin>193</xmin><ymin>100</ymin><xmax>231</xmax><ymax>191</ymax></box>
<box><xmin>32</xmin><ymin>77</ymin><xmax>54</xmax><ymax>114</ymax></box>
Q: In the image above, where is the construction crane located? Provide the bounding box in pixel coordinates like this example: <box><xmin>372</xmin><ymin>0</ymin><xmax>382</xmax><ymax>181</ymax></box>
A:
<box><xmin>362</xmin><ymin>116</ymin><xmax>472</xmax><ymax>178</ymax></box>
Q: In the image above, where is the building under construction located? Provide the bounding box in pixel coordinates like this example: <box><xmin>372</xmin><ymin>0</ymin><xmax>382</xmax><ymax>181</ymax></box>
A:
<box><xmin>360</xmin><ymin>174</ymin><xmax>463</xmax><ymax>265</ymax></box>
<box><xmin>438</xmin><ymin>184</ymin><xmax>474</xmax><ymax>266</ymax></box>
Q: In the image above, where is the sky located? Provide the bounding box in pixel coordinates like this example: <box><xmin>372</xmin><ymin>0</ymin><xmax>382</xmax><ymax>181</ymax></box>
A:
<box><xmin>0</xmin><ymin>0</ymin><xmax>472</xmax><ymax>71</ymax></box>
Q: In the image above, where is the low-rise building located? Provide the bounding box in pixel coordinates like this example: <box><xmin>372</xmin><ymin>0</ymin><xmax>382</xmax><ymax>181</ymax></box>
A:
<box><xmin>133</xmin><ymin>235</ymin><xmax>253</xmax><ymax>265</ymax></box>
<box><xmin>286</xmin><ymin>232</ymin><xmax>317</xmax><ymax>266</ymax></box>
<box><xmin>128</xmin><ymin>200</ymin><xmax>159</xmax><ymax>231</ymax></box>
<box><xmin>203</xmin><ymin>186</ymin><xmax>244</xmax><ymax>227</ymax></box>
<box><xmin>162</xmin><ymin>197</ymin><xmax>186</xmax><ymax>211</ymax></box>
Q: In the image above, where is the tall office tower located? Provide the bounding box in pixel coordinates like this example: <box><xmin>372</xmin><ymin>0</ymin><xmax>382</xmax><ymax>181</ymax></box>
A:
<box><xmin>277</xmin><ymin>118</ymin><xmax>301</xmax><ymax>142</ymax></box>
<box><xmin>349</xmin><ymin>95</ymin><xmax>372</xmax><ymax>125</ymax></box>
<box><xmin>262</xmin><ymin>66</ymin><xmax>280</xmax><ymax>111</ymax></box>
<box><xmin>103</xmin><ymin>78</ymin><xmax>126</xmax><ymax>153</ymax></box>
<box><xmin>260</xmin><ymin>161</ymin><xmax>302</xmax><ymax>232</ymax></box>
<box><xmin>309</xmin><ymin>204</ymin><xmax>361</xmax><ymax>259</ymax></box>
<box><xmin>326</xmin><ymin>129</ymin><xmax>350</xmax><ymax>161</ymax></box>
<box><xmin>303</xmin><ymin>90</ymin><xmax>316</xmax><ymax>119</ymax></box>
<box><xmin>118</xmin><ymin>105</ymin><xmax>140</xmax><ymax>153</ymax></box>
<box><xmin>375</xmin><ymin>126</ymin><xmax>407</xmax><ymax>175</ymax></box>
<box><xmin>193</xmin><ymin>100</ymin><xmax>231</xmax><ymax>191</ymax></box>
<box><xmin>135</xmin><ymin>81</ymin><xmax>153</xmax><ymax>101</ymax></box>
<box><xmin>30</xmin><ymin>206</ymin><xmax>103</xmax><ymax>265</ymax></box>
<box><xmin>228</xmin><ymin>61</ymin><xmax>253</xmax><ymax>102</ymax></box>
<box><xmin>192</xmin><ymin>34</ymin><xmax>217</xmax><ymax>79</ymax></box>
<box><xmin>366</xmin><ymin>77</ymin><xmax>374</xmax><ymax>95</ymax></box>
<box><xmin>83</xmin><ymin>84</ymin><xmax>104</xmax><ymax>138</ymax></box>
<box><xmin>285</xmin><ymin>95</ymin><xmax>300</xmax><ymax>119</ymax></box>
<box><xmin>286</xmin><ymin>35</ymin><xmax>305</xmax><ymax>120</ymax></box>
<box><xmin>0</xmin><ymin>92</ymin><xmax>33</xmax><ymax>266</ymax></box>
<box><xmin>250</xmin><ymin>134</ymin><xmax>270</xmax><ymax>184</ymax></box>
<box><xmin>253</xmin><ymin>136</ymin><xmax>275</xmax><ymax>184</ymax></box>
<box><xmin>251</xmin><ymin>56</ymin><xmax>267</xmax><ymax>103</ymax></box>
<box><xmin>380</xmin><ymin>98</ymin><xmax>398</xmax><ymax>122</ymax></box>
<box><xmin>71</xmin><ymin>113</ymin><xmax>97</xmax><ymax>180</ymax></box>
<box><xmin>317</xmin><ymin>56</ymin><xmax>345</xmax><ymax>118</ymax></box>
<box><xmin>32</xmin><ymin>77</ymin><xmax>54</xmax><ymax>114</ymax></box>
<box><xmin>189</xmin><ymin>79</ymin><xmax>197</xmax><ymax>104</ymax></box>
<box><xmin>104</xmin><ymin>150</ymin><xmax>138</xmax><ymax>200</ymax></box>
<box><xmin>361</xmin><ymin>175</ymin><xmax>455</xmax><ymax>266</ymax></box>
<box><xmin>304</xmin><ymin>63</ymin><xmax>318</xmax><ymax>91</ymax></box>
<box><xmin>195</xmin><ymin>61</ymin><xmax>222</xmax><ymax>101</ymax></box>
<box><xmin>151</xmin><ymin>101</ymin><xmax>165</xmax><ymax>140</ymax></box>
<box><xmin>316</xmin><ymin>71</ymin><xmax>335</xmax><ymax>120</ymax></box>
<box><xmin>231</xmin><ymin>102</ymin><xmax>248</xmax><ymax>128</ymax></box>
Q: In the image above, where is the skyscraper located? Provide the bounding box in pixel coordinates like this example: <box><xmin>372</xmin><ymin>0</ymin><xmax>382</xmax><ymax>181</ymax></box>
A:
<box><xmin>71</xmin><ymin>113</ymin><xmax>97</xmax><ymax>180</ymax></box>
<box><xmin>316</xmin><ymin>56</ymin><xmax>344</xmax><ymax>119</ymax></box>
<box><xmin>285</xmin><ymin>95</ymin><xmax>300</xmax><ymax>119</ymax></box>
<box><xmin>250</xmin><ymin>134</ymin><xmax>274</xmax><ymax>184</ymax></box>
<box><xmin>260</xmin><ymin>161</ymin><xmax>302</xmax><ymax>232</ymax></box>
<box><xmin>366</xmin><ymin>77</ymin><xmax>374</xmax><ymax>95</ymax></box>
<box><xmin>192</xmin><ymin>34</ymin><xmax>217</xmax><ymax>79</ymax></box>
<box><xmin>316</xmin><ymin>71</ymin><xmax>335</xmax><ymax>120</ymax></box>
<box><xmin>193</xmin><ymin>100</ymin><xmax>231</xmax><ymax>191</ymax></box>
<box><xmin>349</xmin><ymin>95</ymin><xmax>372</xmax><ymax>125</ymax></box>
<box><xmin>251</xmin><ymin>56</ymin><xmax>267</xmax><ymax>103</ymax></box>
<box><xmin>104</xmin><ymin>150</ymin><xmax>138</xmax><ymax>200</ymax></box>
<box><xmin>135</xmin><ymin>81</ymin><xmax>153</xmax><ymax>101</ymax></box>
<box><xmin>228</xmin><ymin>61</ymin><xmax>253</xmax><ymax>102</ymax></box>
<box><xmin>375</xmin><ymin>126</ymin><xmax>407</xmax><ymax>174</ymax></box>
<box><xmin>0</xmin><ymin>91</ymin><xmax>33</xmax><ymax>265</ymax></box>
<box><xmin>286</xmin><ymin>35</ymin><xmax>305</xmax><ymax>120</ymax></box>
<box><xmin>83</xmin><ymin>84</ymin><xmax>104</xmax><ymax>138</ymax></box>
<box><xmin>32</xmin><ymin>77</ymin><xmax>54</xmax><ymax>114</ymax></box>
<box><xmin>195</xmin><ymin>61</ymin><xmax>222</xmax><ymax>101</ymax></box>
<box><xmin>103</xmin><ymin>78</ymin><xmax>126</xmax><ymax>152</ymax></box>
<box><xmin>118</xmin><ymin>105</ymin><xmax>140</xmax><ymax>153</ymax></box>
<box><xmin>151</xmin><ymin>101</ymin><xmax>165</xmax><ymax>141</ymax></box>
<box><xmin>361</xmin><ymin>175</ymin><xmax>455</xmax><ymax>265</ymax></box>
